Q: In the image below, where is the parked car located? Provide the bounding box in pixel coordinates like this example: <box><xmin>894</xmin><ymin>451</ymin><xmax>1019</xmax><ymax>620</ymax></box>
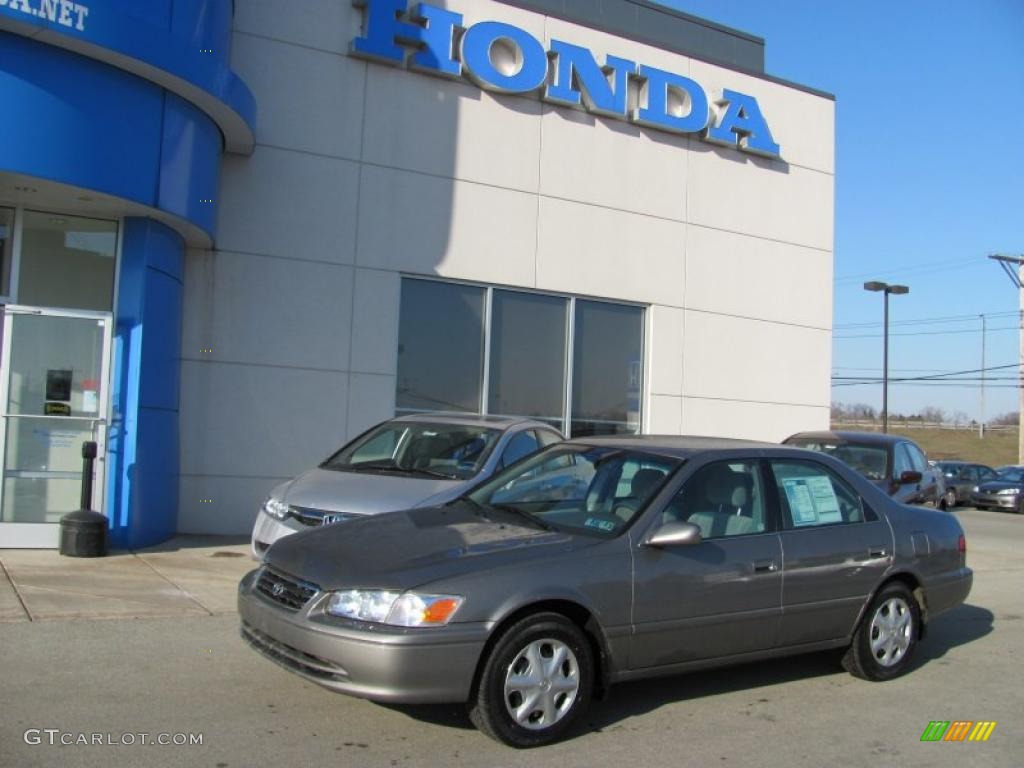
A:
<box><xmin>239</xmin><ymin>436</ymin><xmax>972</xmax><ymax>747</ymax></box>
<box><xmin>783</xmin><ymin>431</ymin><xmax>947</xmax><ymax>508</ymax></box>
<box><xmin>971</xmin><ymin>465</ymin><xmax>1024</xmax><ymax>513</ymax></box>
<box><xmin>934</xmin><ymin>461</ymin><xmax>999</xmax><ymax>508</ymax></box>
<box><xmin>250</xmin><ymin>414</ymin><xmax>563</xmax><ymax>557</ymax></box>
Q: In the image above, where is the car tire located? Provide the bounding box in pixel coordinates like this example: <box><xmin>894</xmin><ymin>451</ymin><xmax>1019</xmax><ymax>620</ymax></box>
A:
<box><xmin>942</xmin><ymin>489</ymin><xmax>956</xmax><ymax>510</ymax></box>
<box><xmin>468</xmin><ymin>612</ymin><xmax>594</xmax><ymax>748</ymax></box>
<box><xmin>843</xmin><ymin>582</ymin><xmax>921</xmax><ymax>682</ymax></box>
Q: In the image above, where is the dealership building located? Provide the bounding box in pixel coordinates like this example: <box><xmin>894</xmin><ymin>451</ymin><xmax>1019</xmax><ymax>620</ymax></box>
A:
<box><xmin>0</xmin><ymin>0</ymin><xmax>834</xmax><ymax>548</ymax></box>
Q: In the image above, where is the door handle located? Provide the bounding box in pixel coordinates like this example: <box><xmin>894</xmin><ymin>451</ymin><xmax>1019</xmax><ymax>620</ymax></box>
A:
<box><xmin>868</xmin><ymin>547</ymin><xmax>888</xmax><ymax>559</ymax></box>
<box><xmin>753</xmin><ymin>559</ymin><xmax>778</xmax><ymax>573</ymax></box>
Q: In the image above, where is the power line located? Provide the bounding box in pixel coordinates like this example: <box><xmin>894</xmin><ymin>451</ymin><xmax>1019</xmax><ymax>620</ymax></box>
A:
<box><xmin>833</xmin><ymin>310</ymin><xmax>1019</xmax><ymax>330</ymax></box>
<box><xmin>835</xmin><ymin>324</ymin><xmax>1021</xmax><ymax>340</ymax></box>
<box><xmin>834</xmin><ymin>256</ymin><xmax>981</xmax><ymax>284</ymax></box>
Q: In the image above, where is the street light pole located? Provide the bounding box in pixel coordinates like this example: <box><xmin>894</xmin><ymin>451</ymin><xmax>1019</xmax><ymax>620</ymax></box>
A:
<box><xmin>864</xmin><ymin>281</ymin><xmax>909</xmax><ymax>434</ymax></box>
<box><xmin>980</xmin><ymin>313</ymin><xmax>986</xmax><ymax>439</ymax></box>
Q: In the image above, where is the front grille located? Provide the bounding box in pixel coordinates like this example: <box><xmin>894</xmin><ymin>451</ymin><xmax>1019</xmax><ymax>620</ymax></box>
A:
<box><xmin>241</xmin><ymin>622</ymin><xmax>348</xmax><ymax>682</ymax></box>
<box><xmin>255</xmin><ymin>567</ymin><xmax>319</xmax><ymax>611</ymax></box>
<box><xmin>286</xmin><ymin>506</ymin><xmax>354</xmax><ymax>527</ymax></box>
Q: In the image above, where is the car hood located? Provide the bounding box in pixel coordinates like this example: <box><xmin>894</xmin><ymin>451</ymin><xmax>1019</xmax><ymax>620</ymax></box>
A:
<box><xmin>264</xmin><ymin>502</ymin><xmax>586</xmax><ymax>592</ymax></box>
<box><xmin>279</xmin><ymin>468</ymin><xmax>465</xmax><ymax>515</ymax></box>
<box><xmin>976</xmin><ymin>481</ymin><xmax>1023</xmax><ymax>493</ymax></box>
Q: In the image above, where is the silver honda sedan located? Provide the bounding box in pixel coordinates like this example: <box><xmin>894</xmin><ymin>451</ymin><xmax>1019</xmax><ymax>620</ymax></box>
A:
<box><xmin>251</xmin><ymin>414</ymin><xmax>562</xmax><ymax>557</ymax></box>
<box><xmin>239</xmin><ymin>436</ymin><xmax>972</xmax><ymax>747</ymax></box>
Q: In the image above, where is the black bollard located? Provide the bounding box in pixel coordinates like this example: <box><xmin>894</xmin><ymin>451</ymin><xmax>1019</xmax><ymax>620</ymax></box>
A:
<box><xmin>59</xmin><ymin>441</ymin><xmax>108</xmax><ymax>557</ymax></box>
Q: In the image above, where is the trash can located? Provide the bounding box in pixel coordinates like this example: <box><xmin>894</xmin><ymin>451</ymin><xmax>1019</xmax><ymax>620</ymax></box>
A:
<box><xmin>59</xmin><ymin>441</ymin><xmax>107</xmax><ymax>557</ymax></box>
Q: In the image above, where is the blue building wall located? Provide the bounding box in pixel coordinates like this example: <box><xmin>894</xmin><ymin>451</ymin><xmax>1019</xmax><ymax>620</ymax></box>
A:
<box><xmin>0</xmin><ymin>1</ymin><xmax>256</xmax><ymax>547</ymax></box>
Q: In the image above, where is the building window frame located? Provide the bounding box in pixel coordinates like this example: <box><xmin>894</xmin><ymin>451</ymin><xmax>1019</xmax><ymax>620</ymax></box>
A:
<box><xmin>0</xmin><ymin>204</ymin><xmax>123</xmax><ymax>312</ymax></box>
<box><xmin>396</xmin><ymin>275</ymin><xmax>646</xmax><ymax>437</ymax></box>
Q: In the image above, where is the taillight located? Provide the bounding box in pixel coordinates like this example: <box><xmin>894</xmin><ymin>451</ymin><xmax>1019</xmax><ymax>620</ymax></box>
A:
<box><xmin>958</xmin><ymin>534</ymin><xmax>966</xmax><ymax>554</ymax></box>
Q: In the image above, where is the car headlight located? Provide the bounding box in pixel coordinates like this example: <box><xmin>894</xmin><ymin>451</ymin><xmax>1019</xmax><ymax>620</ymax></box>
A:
<box><xmin>325</xmin><ymin>590</ymin><xmax>464</xmax><ymax>626</ymax></box>
<box><xmin>996</xmin><ymin>488</ymin><xmax>1018</xmax><ymax>496</ymax></box>
<box><xmin>263</xmin><ymin>497</ymin><xmax>290</xmax><ymax>520</ymax></box>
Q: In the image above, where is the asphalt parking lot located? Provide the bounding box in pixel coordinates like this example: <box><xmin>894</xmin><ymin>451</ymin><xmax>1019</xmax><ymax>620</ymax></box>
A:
<box><xmin>1</xmin><ymin>507</ymin><xmax>1020</xmax><ymax>768</ymax></box>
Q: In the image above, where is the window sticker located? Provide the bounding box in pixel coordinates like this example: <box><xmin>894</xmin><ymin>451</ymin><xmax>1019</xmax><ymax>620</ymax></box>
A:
<box><xmin>584</xmin><ymin>517</ymin><xmax>616</xmax><ymax>532</ymax></box>
<box><xmin>781</xmin><ymin>475</ymin><xmax>841</xmax><ymax>526</ymax></box>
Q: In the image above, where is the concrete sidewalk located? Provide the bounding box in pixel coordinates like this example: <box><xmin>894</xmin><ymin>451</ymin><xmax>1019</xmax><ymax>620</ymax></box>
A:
<box><xmin>0</xmin><ymin>536</ymin><xmax>255</xmax><ymax>622</ymax></box>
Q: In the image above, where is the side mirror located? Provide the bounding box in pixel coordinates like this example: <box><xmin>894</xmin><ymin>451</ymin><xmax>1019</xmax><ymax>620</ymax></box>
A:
<box><xmin>899</xmin><ymin>470</ymin><xmax>923</xmax><ymax>485</ymax></box>
<box><xmin>643</xmin><ymin>521</ymin><xmax>702</xmax><ymax>548</ymax></box>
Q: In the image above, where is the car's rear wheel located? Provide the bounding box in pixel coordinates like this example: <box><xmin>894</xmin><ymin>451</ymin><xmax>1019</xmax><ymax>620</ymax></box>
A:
<box><xmin>469</xmin><ymin>612</ymin><xmax>594</xmax><ymax>747</ymax></box>
<box><xmin>943</xmin><ymin>489</ymin><xmax>957</xmax><ymax>510</ymax></box>
<box><xmin>843</xmin><ymin>582</ymin><xmax>920</xmax><ymax>681</ymax></box>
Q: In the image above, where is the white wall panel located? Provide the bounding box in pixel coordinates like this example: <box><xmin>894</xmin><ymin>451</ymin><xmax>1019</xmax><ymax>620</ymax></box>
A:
<box><xmin>682</xmin><ymin>397</ymin><xmax>829</xmax><ymax>442</ymax></box>
<box><xmin>181</xmin><ymin>250</ymin><xmax>353</xmax><ymax>371</ymax></box>
<box><xmin>356</xmin><ymin>165</ymin><xmax>537</xmax><ymax>286</ymax></box>
<box><xmin>179</xmin><ymin>361</ymin><xmax>348</xmax><ymax>478</ymax></box>
<box><xmin>536</xmin><ymin>197</ymin><xmax>685</xmax><ymax>306</ymax></box>
<box><xmin>218</xmin><ymin>147</ymin><xmax>359</xmax><ymax>263</ymax></box>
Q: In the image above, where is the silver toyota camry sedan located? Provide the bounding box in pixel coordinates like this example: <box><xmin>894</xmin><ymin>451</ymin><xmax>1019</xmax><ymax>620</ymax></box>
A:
<box><xmin>239</xmin><ymin>435</ymin><xmax>973</xmax><ymax>747</ymax></box>
<box><xmin>250</xmin><ymin>413</ymin><xmax>563</xmax><ymax>557</ymax></box>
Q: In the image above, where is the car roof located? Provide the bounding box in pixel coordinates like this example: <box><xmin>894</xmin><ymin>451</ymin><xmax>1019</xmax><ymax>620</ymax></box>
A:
<box><xmin>390</xmin><ymin>412</ymin><xmax>559</xmax><ymax>431</ymax></box>
<box><xmin>786</xmin><ymin>430</ymin><xmax>908</xmax><ymax>447</ymax></box>
<box><xmin>563</xmin><ymin>433</ymin><xmax>778</xmax><ymax>460</ymax></box>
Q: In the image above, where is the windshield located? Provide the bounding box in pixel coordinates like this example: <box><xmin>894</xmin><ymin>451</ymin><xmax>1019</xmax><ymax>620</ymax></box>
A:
<box><xmin>466</xmin><ymin>445</ymin><xmax>681</xmax><ymax>536</ymax></box>
<box><xmin>996</xmin><ymin>467</ymin><xmax>1024</xmax><ymax>483</ymax></box>
<box><xmin>322</xmin><ymin>421</ymin><xmax>501</xmax><ymax>480</ymax></box>
<box><xmin>787</xmin><ymin>440</ymin><xmax>889</xmax><ymax>482</ymax></box>
<box><xmin>935</xmin><ymin>462</ymin><xmax>965</xmax><ymax>478</ymax></box>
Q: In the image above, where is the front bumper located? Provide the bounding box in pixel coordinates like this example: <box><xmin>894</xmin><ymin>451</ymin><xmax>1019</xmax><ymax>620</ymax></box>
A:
<box><xmin>970</xmin><ymin>492</ymin><xmax>1020</xmax><ymax>510</ymax></box>
<box><xmin>250</xmin><ymin>510</ymin><xmax>306</xmax><ymax>559</ymax></box>
<box><xmin>237</xmin><ymin>569</ymin><xmax>489</xmax><ymax>703</ymax></box>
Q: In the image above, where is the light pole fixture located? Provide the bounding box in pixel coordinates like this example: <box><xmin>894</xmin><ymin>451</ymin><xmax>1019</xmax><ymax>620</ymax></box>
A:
<box><xmin>864</xmin><ymin>281</ymin><xmax>910</xmax><ymax>433</ymax></box>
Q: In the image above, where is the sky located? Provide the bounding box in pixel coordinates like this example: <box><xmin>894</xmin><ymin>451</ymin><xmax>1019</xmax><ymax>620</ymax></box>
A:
<box><xmin>663</xmin><ymin>0</ymin><xmax>1024</xmax><ymax>422</ymax></box>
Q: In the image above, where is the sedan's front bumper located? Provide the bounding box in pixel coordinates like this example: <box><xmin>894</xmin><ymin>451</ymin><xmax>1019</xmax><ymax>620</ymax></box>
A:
<box><xmin>970</xmin><ymin>492</ymin><xmax>1020</xmax><ymax>510</ymax></box>
<box><xmin>237</xmin><ymin>569</ymin><xmax>490</xmax><ymax>703</ymax></box>
<box><xmin>250</xmin><ymin>510</ymin><xmax>306</xmax><ymax>559</ymax></box>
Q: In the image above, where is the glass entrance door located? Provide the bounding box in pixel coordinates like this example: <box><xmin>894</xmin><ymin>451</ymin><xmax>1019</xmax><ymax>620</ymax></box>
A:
<box><xmin>0</xmin><ymin>307</ymin><xmax>111</xmax><ymax>548</ymax></box>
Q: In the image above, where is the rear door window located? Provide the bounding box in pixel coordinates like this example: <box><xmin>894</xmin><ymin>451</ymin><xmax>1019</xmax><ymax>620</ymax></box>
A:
<box><xmin>770</xmin><ymin>460</ymin><xmax>868</xmax><ymax>529</ymax></box>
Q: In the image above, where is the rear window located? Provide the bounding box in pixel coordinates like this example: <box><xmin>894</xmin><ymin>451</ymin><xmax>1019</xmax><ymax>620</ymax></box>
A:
<box><xmin>787</xmin><ymin>440</ymin><xmax>888</xmax><ymax>482</ymax></box>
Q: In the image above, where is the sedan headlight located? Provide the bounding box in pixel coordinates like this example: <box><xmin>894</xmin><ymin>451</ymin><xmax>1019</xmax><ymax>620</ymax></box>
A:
<box><xmin>263</xmin><ymin>497</ymin><xmax>290</xmax><ymax>520</ymax></box>
<box><xmin>996</xmin><ymin>488</ymin><xmax>1019</xmax><ymax>496</ymax></box>
<box><xmin>325</xmin><ymin>590</ymin><xmax>464</xmax><ymax>627</ymax></box>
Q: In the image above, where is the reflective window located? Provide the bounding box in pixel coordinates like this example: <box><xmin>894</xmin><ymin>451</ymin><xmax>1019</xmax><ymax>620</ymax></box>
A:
<box><xmin>396</xmin><ymin>280</ymin><xmax>485</xmax><ymax>414</ymax></box>
<box><xmin>571</xmin><ymin>300</ymin><xmax>644</xmax><ymax>437</ymax></box>
<box><xmin>662</xmin><ymin>461</ymin><xmax>767</xmax><ymax>538</ymax></box>
<box><xmin>488</xmin><ymin>290</ymin><xmax>566</xmax><ymax>427</ymax></box>
<box><xmin>771</xmin><ymin>460</ymin><xmax>866</xmax><ymax>529</ymax></box>
<box><xmin>0</xmin><ymin>207</ymin><xmax>12</xmax><ymax>297</ymax></box>
<box><xmin>19</xmin><ymin>211</ymin><xmax>116</xmax><ymax>311</ymax></box>
<box><xmin>395</xmin><ymin>279</ymin><xmax>644</xmax><ymax>436</ymax></box>
<box><xmin>322</xmin><ymin>421</ymin><xmax>500</xmax><ymax>481</ymax></box>
<box><xmin>535</xmin><ymin>429</ymin><xmax>562</xmax><ymax>448</ymax></box>
<box><xmin>469</xmin><ymin>445</ymin><xmax>679</xmax><ymax>535</ymax></box>
<box><xmin>893</xmin><ymin>444</ymin><xmax>913</xmax><ymax>478</ymax></box>
<box><xmin>785</xmin><ymin>439</ymin><xmax>888</xmax><ymax>482</ymax></box>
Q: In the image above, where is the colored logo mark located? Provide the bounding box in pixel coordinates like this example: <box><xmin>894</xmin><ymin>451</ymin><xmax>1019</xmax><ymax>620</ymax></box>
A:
<box><xmin>920</xmin><ymin>721</ymin><xmax>996</xmax><ymax>742</ymax></box>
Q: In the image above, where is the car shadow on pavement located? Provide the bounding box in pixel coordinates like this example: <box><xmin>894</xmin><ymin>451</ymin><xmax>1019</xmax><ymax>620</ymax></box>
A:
<box><xmin>910</xmin><ymin>602</ymin><xmax>994</xmax><ymax>667</ymax></box>
<box><xmin>380</xmin><ymin>602</ymin><xmax>994</xmax><ymax>736</ymax></box>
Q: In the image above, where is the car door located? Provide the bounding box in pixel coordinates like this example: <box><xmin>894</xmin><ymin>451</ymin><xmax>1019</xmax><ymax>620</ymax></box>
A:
<box><xmin>630</xmin><ymin>459</ymin><xmax>782</xmax><ymax>669</ymax></box>
<box><xmin>770</xmin><ymin>458</ymin><xmax>893</xmax><ymax>645</ymax></box>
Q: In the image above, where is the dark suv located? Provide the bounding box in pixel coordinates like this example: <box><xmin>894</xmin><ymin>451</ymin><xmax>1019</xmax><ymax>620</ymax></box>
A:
<box><xmin>783</xmin><ymin>430</ymin><xmax>946</xmax><ymax>509</ymax></box>
<box><xmin>933</xmin><ymin>461</ymin><xmax>998</xmax><ymax>508</ymax></box>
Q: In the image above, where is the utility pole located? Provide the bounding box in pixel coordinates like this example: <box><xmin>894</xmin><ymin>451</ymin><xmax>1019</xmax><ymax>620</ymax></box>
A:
<box><xmin>980</xmin><ymin>313</ymin><xmax>986</xmax><ymax>439</ymax></box>
<box><xmin>989</xmin><ymin>255</ymin><xmax>1024</xmax><ymax>463</ymax></box>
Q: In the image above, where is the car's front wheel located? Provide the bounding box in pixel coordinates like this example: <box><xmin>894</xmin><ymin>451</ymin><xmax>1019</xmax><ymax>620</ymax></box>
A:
<box><xmin>843</xmin><ymin>582</ymin><xmax>921</xmax><ymax>681</ymax></box>
<box><xmin>469</xmin><ymin>612</ymin><xmax>594</xmax><ymax>747</ymax></box>
<box><xmin>943</xmin><ymin>488</ymin><xmax>957</xmax><ymax>510</ymax></box>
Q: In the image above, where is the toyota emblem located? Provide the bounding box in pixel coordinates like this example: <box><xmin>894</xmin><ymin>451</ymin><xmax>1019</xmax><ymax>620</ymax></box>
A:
<box><xmin>270</xmin><ymin>582</ymin><xmax>286</xmax><ymax>598</ymax></box>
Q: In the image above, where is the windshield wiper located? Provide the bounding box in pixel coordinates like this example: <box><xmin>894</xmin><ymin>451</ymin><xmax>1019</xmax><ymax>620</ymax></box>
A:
<box><xmin>343</xmin><ymin>461</ymin><xmax>454</xmax><ymax>479</ymax></box>
<box><xmin>487</xmin><ymin>503</ymin><xmax>554</xmax><ymax>532</ymax></box>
